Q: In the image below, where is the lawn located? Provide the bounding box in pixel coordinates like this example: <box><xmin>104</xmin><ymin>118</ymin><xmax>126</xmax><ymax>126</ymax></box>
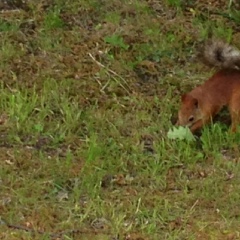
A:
<box><xmin>1</xmin><ymin>0</ymin><xmax>240</xmax><ymax>239</ymax></box>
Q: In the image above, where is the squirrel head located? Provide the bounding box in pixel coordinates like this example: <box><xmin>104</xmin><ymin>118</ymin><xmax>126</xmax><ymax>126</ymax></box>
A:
<box><xmin>176</xmin><ymin>94</ymin><xmax>202</xmax><ymax>128</ymax></box>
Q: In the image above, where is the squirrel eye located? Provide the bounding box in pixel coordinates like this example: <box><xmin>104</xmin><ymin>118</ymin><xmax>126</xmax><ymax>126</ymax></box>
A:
<box><xmin>188</xmin><ymin>116</ymin><xmax>194</xmax><ymax>122</ymax></box>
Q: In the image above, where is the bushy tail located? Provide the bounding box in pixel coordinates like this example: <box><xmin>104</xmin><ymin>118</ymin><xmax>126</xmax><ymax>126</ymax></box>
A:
<box><xmin>199</xmin><ymin>39</ymin><xmax>240</xmax><ymax>69</ymax></box>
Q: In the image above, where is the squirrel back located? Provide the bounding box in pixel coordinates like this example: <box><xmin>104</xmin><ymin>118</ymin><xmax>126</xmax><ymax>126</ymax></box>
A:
<box><xmin>199</xmin><ymin>39</ymin><xmax>240</xmax><ymax>69</ymax></box>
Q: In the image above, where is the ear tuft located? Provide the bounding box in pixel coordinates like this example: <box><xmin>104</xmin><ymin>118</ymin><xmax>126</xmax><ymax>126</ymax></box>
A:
<box><xmin>193</xmin><ymin>98</ymin><xmax>198</xmax><ymax>108</ymax></box>
<box><xmin>181</xmin><ymin>94</ymin><xmax>198</xmax><ymax>108</ymax></box>
<box><xmin>181</xmin><ymin>94</ymin><xmax>187</xmax><ymax>102</ymax></box>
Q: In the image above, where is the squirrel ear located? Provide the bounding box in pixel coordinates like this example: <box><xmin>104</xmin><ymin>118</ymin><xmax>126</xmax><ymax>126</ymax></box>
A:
<box><xmin>181</xmin><ymin>94</ymin><xmax>199</xmax><ymax>108</ymax></box>
<box><xmin>193</xmin><ymin>98</ymin><xmax>198</xmax><ymax>108</ymax></box>
<box><xmin>181</xmin><ymin>94</ymin><xmax>187</xmax><ymax>101</ymax></box>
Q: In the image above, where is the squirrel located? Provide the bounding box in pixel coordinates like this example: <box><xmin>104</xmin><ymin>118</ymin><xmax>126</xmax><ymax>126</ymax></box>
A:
<box><xmin>176</xmin><ymin>39</ymin><xmax>240</xmax><ymax>133</ymax></box>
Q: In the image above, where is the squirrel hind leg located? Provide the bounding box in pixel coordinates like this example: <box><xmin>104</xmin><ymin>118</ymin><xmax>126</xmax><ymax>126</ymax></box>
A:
<box><xmin>230</xmin><ymin>113</ymin><xmax>240</xmax><ymax>133</ymax></box>
<box><xmin>229</xmin><ymin>94</ymin><xmax>240</xmax><ymax>132</ymax></box>
<box><xmin>230</xmin><ymin>120</ymin><xmax>239</xmax><ymax>133</ymax></box>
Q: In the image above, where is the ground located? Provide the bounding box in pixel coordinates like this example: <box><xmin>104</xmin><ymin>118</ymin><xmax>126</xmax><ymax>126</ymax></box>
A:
<box><xmin>1</xmin><ymin>0</ymin><xmax>240</xmax><ymax>239</ymax></box>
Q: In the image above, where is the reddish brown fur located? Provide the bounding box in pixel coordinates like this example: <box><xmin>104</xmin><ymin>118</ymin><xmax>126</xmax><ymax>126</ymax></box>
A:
<box><xmin>177</xmin><ymin>69</ymin><xmax>240</xmax><ymax>132</ymax></box>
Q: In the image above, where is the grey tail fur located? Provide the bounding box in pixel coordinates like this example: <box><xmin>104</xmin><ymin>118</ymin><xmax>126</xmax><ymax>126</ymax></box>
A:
<box><xmin>199</xmin><ymin>39</ymin><xmax>240</xmax><ymax>69</ymax></box>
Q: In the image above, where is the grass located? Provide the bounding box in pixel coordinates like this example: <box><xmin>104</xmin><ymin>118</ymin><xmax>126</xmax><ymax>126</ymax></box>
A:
<box><xmin>1</xmin><ymin>0</ymin><xmax>240</xmax><ymax>239</ymax></box>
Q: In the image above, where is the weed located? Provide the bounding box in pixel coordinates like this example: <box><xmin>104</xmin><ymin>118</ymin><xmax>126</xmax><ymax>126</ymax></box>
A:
<box><xmin>104</xmin><ymin>34</ymin><xmax>129</xmax><ymax>51</ymax></box>
<box><xmin>43</xmin><ymin>7</ymin><xmax>65</xmax><ymax>30</ymax></box>
<box><xmin>0</xmin><ymin>20</ymin><xmax>19</xmax><ymax>32</ymax></box>
<box><xmin>166</xmin><ymin>0</ymin><xmax>183</xmax><ymax>8</ymax></box>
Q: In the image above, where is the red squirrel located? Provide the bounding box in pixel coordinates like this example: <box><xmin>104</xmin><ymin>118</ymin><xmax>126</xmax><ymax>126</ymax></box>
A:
<box><xmin>177</xmin><ymin>39</ymin><xmax>240</xmax><ymax>133</ymax></box>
